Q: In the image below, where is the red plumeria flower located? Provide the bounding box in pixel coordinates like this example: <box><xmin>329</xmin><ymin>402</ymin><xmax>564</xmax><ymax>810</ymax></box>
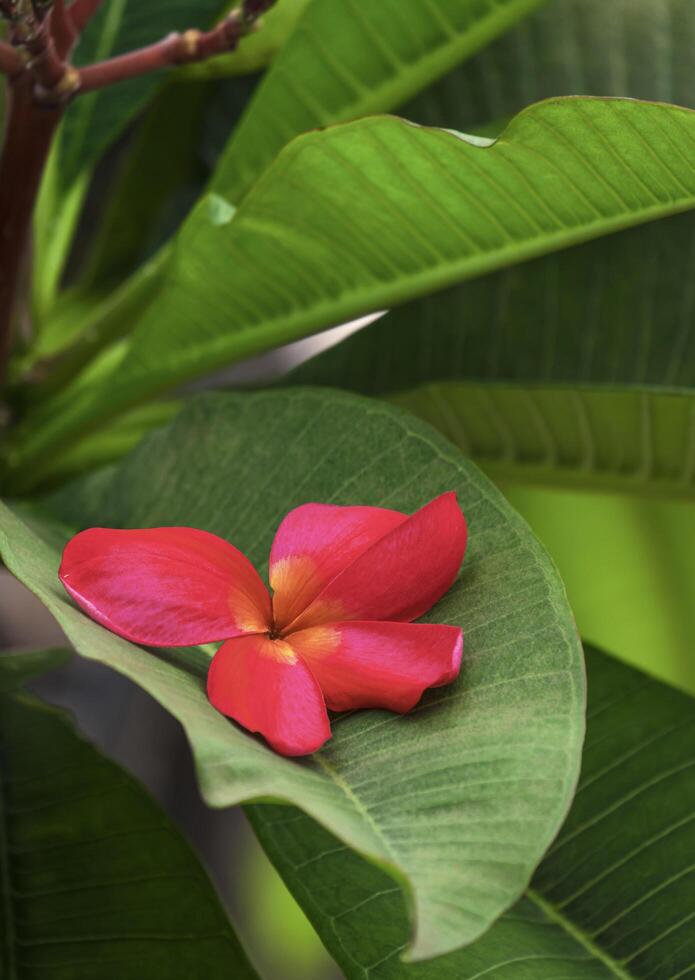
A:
<box><xmin>59</xmin><ymin>493</ymin><xmax>467</xmax><ymax>756</ymax></box>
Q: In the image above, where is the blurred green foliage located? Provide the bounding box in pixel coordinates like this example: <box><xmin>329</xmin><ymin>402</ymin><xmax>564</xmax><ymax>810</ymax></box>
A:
<box><xmin>506</xmin><ymin>487</ymin><xmax>695</xmax><ymax>696</ymax></box>
<box><xmin>238</xmin><ymin>817</ymin><xmax>340</xmax><ymax>980</ymax></box>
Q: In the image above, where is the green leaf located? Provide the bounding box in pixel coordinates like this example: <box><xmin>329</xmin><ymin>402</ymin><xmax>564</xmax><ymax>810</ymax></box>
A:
<box><xmin>388</xmin><ymin>382</ymin><xmax>695</xmax><ymax>497</ymax></box>
<box><xmin>0</xmin><ymin>389</ymin><xmax>585</xmax><ymax>961</ymax></box>
<box><xmin>11</xmin><ymin>96</ymin><xmax>695</xmax><ymax>490</ymax></box>
<box><xmin>0</xmin><ymin>647</ymin><xmax>71</xmax><ymax>692</ymax></box>
<box><xmin>305</xmin><ymin>239</ymin><xmax>695</xmax><ymax>505</ymax></box>
<box><xmin>0</xmin><ymin>652</ymin><xmax>260</xmax><ymax>979</ymax></box>
<box><xmin>247</xmin><ymin>644</ymin><xmax>695</xmax><ymax>977</ymax></box>
<box><xmin>404</xmin><ymin>0</ymin><xmax>695</xmax><ymax>133</ymax></box>
<box><xmin>290</xmin><ymin>0</ymin><xmax>695</xmax><ymax>497</ymax></box>
<box><xmin>80</xmin><ymin>80</ymin><xmax>214</xmax><ymax>290</ymax></box>
<box><xmin>211</xmin><ymin>0</ymin><xmax>547</xmax><ymax>202</ymax></box>
<box><xmin>44</xmin><ymin>399</ymin><xmax>181</xmax><ymax>486</ymax></box>
<box><xmin>32</xmin><ymin>2</ymin><xmax>228</xmax><ymax>321</ymax></box>
<box><xmin>57</xmin><ymin>0</ymin><xmax>225</xmax><ymax>192</ymax></box>
<box><xmin>290</xmin><ymin>217</ymin><xmax>695</xmax><ymax>500</ymax></box>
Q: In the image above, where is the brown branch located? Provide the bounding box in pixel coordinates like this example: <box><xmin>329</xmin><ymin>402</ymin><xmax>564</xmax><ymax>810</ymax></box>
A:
<box><xmin>0</xmin><ymin>79</ymin><xmax>63</xmax><ymax>383</ymax></box>
<box><xmin>50</xmin><ymin>0</ymin><xmax>77</xmax><ymax>57</ymax></box>
<box><xmin>76</xmin><ymin>8</ymin><xmax>268</xmax><ymax>94</ymax></box>
<box><xmin>67</xmin><ymin>0</ymin><xmax>102</xmax><ymax>33</ymax></box>
<box><xmin>0</xmin><ymin>38</ymin><xmax>23</xmax><ymax>74</ymax></box>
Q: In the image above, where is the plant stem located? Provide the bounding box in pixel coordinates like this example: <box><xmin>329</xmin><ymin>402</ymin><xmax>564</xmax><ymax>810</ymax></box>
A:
<box><xmin>68</xmin><ymin>0</ymin><xmax>103</xmax><ymax>34</ymax></box>
<box><xmin>0</xmin><ymin>77</ymin><xmax>62</xmax><ymax>386</ymax></box>
<box><xmin>77</xmin><ymin>11</ymin><xmax>257</xmax><ymax>93</ymax></box>
<box><xmin>0</xmin><ymin>40</ymin><xmax>22</xmax><ymax>74</ymax></box>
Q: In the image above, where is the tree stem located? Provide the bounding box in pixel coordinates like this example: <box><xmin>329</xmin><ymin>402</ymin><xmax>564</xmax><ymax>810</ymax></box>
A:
<box><xmin>0</xmin><ymin>78</ymin><xmax>62</xmax><ymax>385</ymax></box>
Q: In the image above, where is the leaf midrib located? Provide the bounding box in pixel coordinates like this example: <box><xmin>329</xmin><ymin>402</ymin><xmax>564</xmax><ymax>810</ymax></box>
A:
<box><xmin>131</xmin><ymin>191</ymin><xmax>695</xmax><ymax>388</ymax></box>
<box><xmin>526</xmin><ymin>886</ymin><xmax>634</xmax><ymax>979</ymax></box>
<box><xmin>313</xmin><ymin>752</ymin><xmax>401</xmax><ymax>866</ymax></box>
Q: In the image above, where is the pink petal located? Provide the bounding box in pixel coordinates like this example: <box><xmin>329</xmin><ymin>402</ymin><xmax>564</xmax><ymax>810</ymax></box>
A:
<box><xmin>269</xmin><ymin>503</ymin><xmax>407</xmax><ymax>630</ymax></box>
<box><xmin>59</xmin><ymin>527</ymin><xmax>271</xmax><ymax>646</ymax></box>
<box><xmin>288</xmin><ymin>621</ymin><xmax>463</xmax><ymax>712</ymax></box>
<box><xmin>207</xmin><ymin>634</ymin><xmax>331</xmax><ymax>756</ymax></box>
<box><xmin>286</xmin><ymin>493</ymin><xmax>467</xmax><ymax>630</ymax></box>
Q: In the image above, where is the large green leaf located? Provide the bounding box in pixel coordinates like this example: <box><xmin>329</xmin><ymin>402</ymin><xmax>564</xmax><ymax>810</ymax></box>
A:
<box><xmin>211</xmin><ymin>0</ymin><xmax>547</xmax><ymax>202</ymax></box>
<box><xmin>0</xmin><ymin>389</ymin><xmax>585</xmax><ymax>961</ymax></box>
<box><xmin>248</xmin><ymin>645</ymin><xmax>695</xmax><ymax>977</ymax></box>
<box><xmin>292</xmin><ymin>0</ymin><xmax>695</xmax><ymax>497</ymax></box>
<box><xmin>10</xmin><ymin>96</ymin><xmax>695</xmax><ymax>490</ymax></box>
<box><xmin>0</xmin><ymin>649</ymin><xmax>260</xmax><ymax>979</ymax></box>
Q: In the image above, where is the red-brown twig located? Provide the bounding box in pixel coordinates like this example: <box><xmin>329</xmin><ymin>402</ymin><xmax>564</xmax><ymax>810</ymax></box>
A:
<box><xmin>0</xmin><ymin>38</ymin><xmax>23</xmax><ymax>74</ymax></box>
<box><xmin>67</xmin><ymin>0</ymin><xmax>102</xmax><ymax>33</ymax></box>
<box><xmin>21</xmin><ymin>20</ymin><xmax>77</xmax><ymax>98</ymax></box>
<box><xmin>78</xmin><ymin>10</ymin><xmax>254</xmax><ymax>93</ymax></box>
<box><xmin>51</xmin><ymin>0</ymin><xmax>78</xmax><ymax>57</ymax></box>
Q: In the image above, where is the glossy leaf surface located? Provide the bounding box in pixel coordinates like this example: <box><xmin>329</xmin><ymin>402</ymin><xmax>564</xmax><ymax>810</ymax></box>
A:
<box><xmin>0</xmin><ymin>389</ymin><xmax>584</xmax><ymax>961</ymax></box>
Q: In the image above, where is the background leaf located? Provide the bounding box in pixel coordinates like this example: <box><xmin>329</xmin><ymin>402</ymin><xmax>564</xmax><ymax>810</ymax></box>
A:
<box><xmin>404</xmin><ymin>0</ymin><xmax>695</xmax><ymax>132</ymax></box>
<box><xmin>247</xmin><ymin>644</ymin><xmax>695</xmax><ymax>978</ymax></box>
<box><xmin>31</xmin><ymin>1</ymin><xmax>229</xmax><ymax>318</ymax></box>
<box><xmin>12</xmin><ymin>96</ymin><xmax>695</xmax><ymax>489</ymax></box>
<box><xmin>0</xmin><ymin>651</ymin><xmax>260</xmax><ymax>979</ymax></box>
<box><xmin>0</xmin><ymin>388</ymin><xmax>584</xmax><ymax>961</ymax></box>
<box><xmin>291</xmin><ymin>217</ymin><xmax>695</xmax><ymax>495</ymax></box>
<box><xmin>0</xmin><ymin>647</ymin><xmax>71</xmax><ymax>692</ymax></box>
<box><xmin>57</xmin><ymin>0</ymin><xmax>225</xmax><ymax>191</ymax></box>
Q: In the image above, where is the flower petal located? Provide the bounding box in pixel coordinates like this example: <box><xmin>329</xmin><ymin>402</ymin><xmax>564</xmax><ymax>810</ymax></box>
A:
<box><xmin>207</xmin><ymin>635</ymin><xmax>331</xmax><ymax>756</ymax></box>
<box><xmin>269</xmin><ymin>503</ymin><xmax>407</xmax><ymax>630</ymax></box>
<box><xmin>60</xmin><ymin>527</ymin><xmax>271</xmax><ymax>646</ymax></box>
<box><xmin>286</xmin><ymin>493</ymin><xmax>467</xmax><ymax>630</ymax></box>
<box><xmin>288</xmin><ymin>621</ymin><xmax>463</xmax><ymax>712</ymax></box>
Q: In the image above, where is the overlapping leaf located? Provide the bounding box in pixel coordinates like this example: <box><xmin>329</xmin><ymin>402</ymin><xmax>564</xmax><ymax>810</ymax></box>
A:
<box><xmin>212</xmin><ymin>0</ymin><xmax>547</xmax><ymax>202</ymax></box>
<box><xmin>0</xmin><ymin>649</ymin><xmax>259</xmax><ymax>979</ymax></box>
<box><xmin>405</xmin><ymin>0</ymin><xmax>695</xmax><ymax>132</ymax></box>
<box><xmin>11</xmin><ymin>96</ymin><xmax>695</xmax><ymax>489</ymax></box>
<box><xmin>292</xmin><ymin>213</ymin><xmax>695</xmax><ymax>495</ymax></box>
<box><xmin>292</xmin><ymin>0</ymin><xmax>695</xmax><ymax>496</ymax></box>
<box><xmin>0</xmin><ymin>389</ymin><xmax>584</xmax><ymax>961</ymax></box>
<box><xmin>248</xmin><ymin>645</ymin><xmax>695</xmax><ymax>977</ymax></box>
